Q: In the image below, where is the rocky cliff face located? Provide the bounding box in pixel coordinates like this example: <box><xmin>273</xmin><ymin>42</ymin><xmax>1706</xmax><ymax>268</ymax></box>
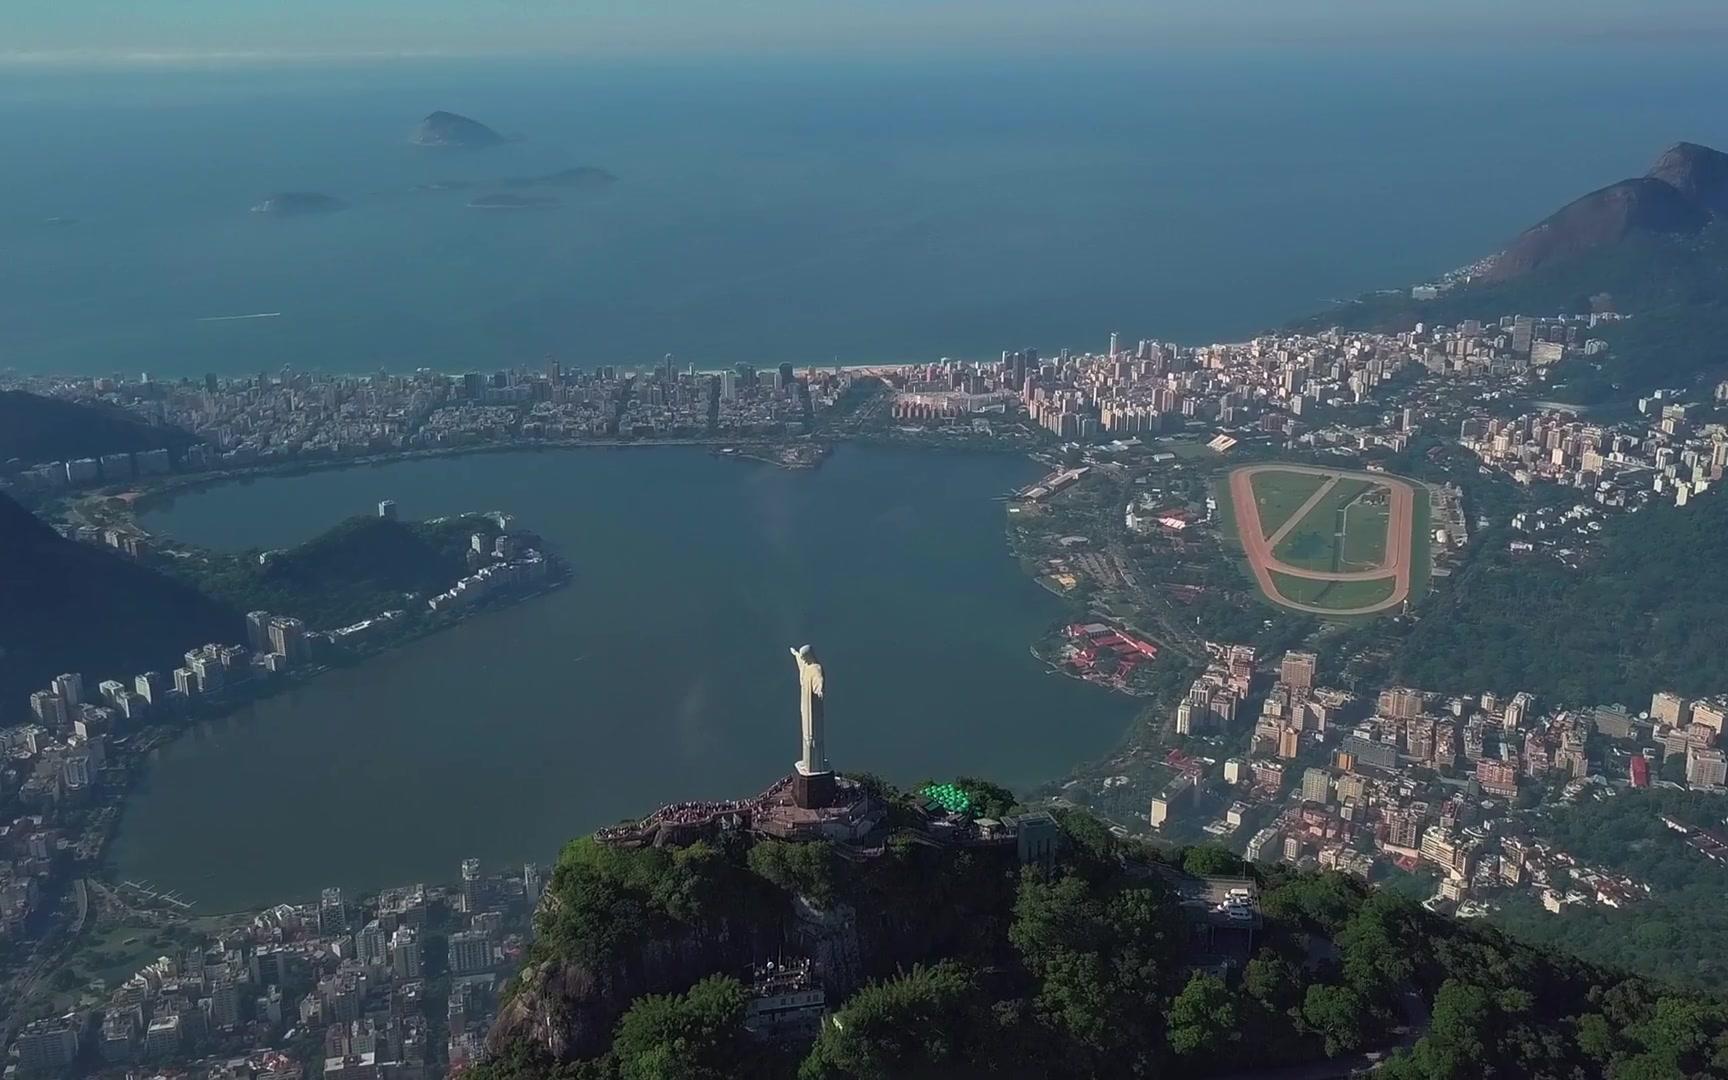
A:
<box><xmin>1480</xmin><ymin>142</ymin><xmax>1728</xmax><ymax>282</ymax></box>
<box><xmin>493</xmin><ymin>915</ymin><xmax>784</xmax><ymax>1060</ymax></box>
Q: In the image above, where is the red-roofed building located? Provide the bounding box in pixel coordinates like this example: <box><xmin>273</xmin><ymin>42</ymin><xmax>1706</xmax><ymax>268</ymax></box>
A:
<box><xmin>1629</xmin><ymin>755</ymin><xmax>1650</xmax><ymax>789</ymax></box>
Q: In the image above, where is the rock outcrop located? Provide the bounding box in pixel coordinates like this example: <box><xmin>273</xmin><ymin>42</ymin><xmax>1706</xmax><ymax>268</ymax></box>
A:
<box><xmin>1481</xmin><ymin>142</ymin><xmax>1728</xmax><ymax>281</ymax></box>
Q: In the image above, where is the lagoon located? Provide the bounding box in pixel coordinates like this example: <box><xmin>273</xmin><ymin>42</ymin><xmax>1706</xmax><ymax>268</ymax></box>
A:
<box><xmin>113</xmin><ymin>445</ymin><xmax>1130</xmax><ymax>911</ymax></box>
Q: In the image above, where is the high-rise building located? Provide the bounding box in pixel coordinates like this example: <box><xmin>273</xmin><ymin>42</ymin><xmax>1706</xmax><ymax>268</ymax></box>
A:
<box><xmin>144</xmin><ymin>1014</ymin><xmax>182</xmax><ymax>1059</ymax></box>
<box><xmin>390</xmin><ymin>927</ymin><xmax>423</xmax><ymax>979</ymax></box>
<box><xmin>1280</xmin><ymin>651</ymin><xmax>1317</xmax><ymax>690</ymax></box>
<box><xmin>268</xmin><ymin>617</ymin><xmax>309</xmax><ymax>664</ymax></box>
<box><xmin>1300</xmin><ymin>767</ymin><xmax>1331</xmax><ymax>804</ymax></box>
<box><xmin>1174</xmin><ymin>700</ymin><xmax>1199</xmax><ymax>736</ymax></box>
<box><xmin>246</xmin><ymin>611</ymin><xmax>274</xmax><ymax>652</ymax></box>
<box><xmin>1687</xmin><ymin>746</ymin><xmax>1727</xmax><ymax>789</ymax></box>
<box><xmin>1652</xmin><ymin>691</ymin><xmax>1691</xmax><ymax>727</ymax></box>
<box><xmin>210</xmin><ymin>979</ymin><xmax>242</xmax><ymax>1029</ymax></box>
<box><xmin>53</xmin><ymin>672</ymin><xmax>85</xmax><ymax>708</ymax></box>
<box><xmin>460</xmin><ymin>858</ymin><xmax>484</xmax><ymax>913</ymax></box>
<box><xmin>1335</xmin><ymin>772</ymin><xmax>1368</xmax><ymax>804</ymax></box>
<box><xmin>377</xmin><ymin>500</ymin><xmax>398</xmax><ymax>521</ymax></box>
<box><xmin>1226</xmin><ymin>645</ymin><xmax>1256</xmax><ymax>695</ymax></box>
<box><xmin>134</xmin><ymin>671</ymin><xmax>166</xmax><ymax>706</ymax></box>
<box><xmin>29</xmin><ymin>690</ymin><xmax>67</xmax><ymax>728</ymax></box>
<box><xmin>1691</xmin><ymin>699</ymin><xmax>1728</xmax><ymax>736</ymax></box>
<box><xmin>447</xmin><ymin>930</ymin><xmax>494</xmax><ymax>975</ymax></box>
<box><xmin>189</xmin><ymin>655</ymin><xmax>225</xmax><ymax>693</ymax></box>
<box><xmin>1379</xmin><ymin>686</ymin><xmax>1425</xmax><ymax>720</ymax></box>
<box><xmin>16</xmin><ymin>1016</ymin><xmax>82</xmax><ymax>1074</ymax></box>
<box><xmin>1475</xmin><ymin>758</ymin><xmax>1519</xmax><ymax>798</ymax></box>
<box><xmin>1277</xmin><ymin>724</ymin><xmax>1301</xmax><ymax>760</ymax></box>
<box><xmin>318</xmin><ymin>887</ymin><xmax>346</xmax><ymax>935</ymax></box>
<box><xmin>357</xmin><ymin>921</ymin><xmax>389</xmax><ymax>968</ymax></box>
<box><xmin>1503</xmin><ymin>692</ymin><xmax>1535</xmax><ymax>731</ymax></box>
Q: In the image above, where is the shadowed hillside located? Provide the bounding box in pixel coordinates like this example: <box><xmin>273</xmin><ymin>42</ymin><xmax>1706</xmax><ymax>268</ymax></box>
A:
<box><xmin>0</xmin><ymin>493</ymin><xmax>243</xmax><ymax>721</ymax></box>
<box><xmin>0</xmin><ymin>390</ymin><xmax>200</xmax><ymax>467</ymax></box>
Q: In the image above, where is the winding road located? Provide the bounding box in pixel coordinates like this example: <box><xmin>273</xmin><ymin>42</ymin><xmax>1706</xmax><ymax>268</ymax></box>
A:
<box><xmin>1226</xmin><ymin>464</ymin><xmax>1419</xmax><ymax>616</ymax></box>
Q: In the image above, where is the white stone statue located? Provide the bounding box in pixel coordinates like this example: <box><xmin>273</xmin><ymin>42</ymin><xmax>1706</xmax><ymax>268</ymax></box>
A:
<box><xmin>790</xmin><ymin>644</ymin><xmax>828</xmax><ymax>775</ymax></box>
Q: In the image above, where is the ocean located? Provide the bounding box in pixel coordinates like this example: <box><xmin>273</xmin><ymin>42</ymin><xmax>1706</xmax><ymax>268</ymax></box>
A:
<box><xmin>3</xmin><ymin>46</ymin><xmax>1726</xmax><ymax>380</ymax></box>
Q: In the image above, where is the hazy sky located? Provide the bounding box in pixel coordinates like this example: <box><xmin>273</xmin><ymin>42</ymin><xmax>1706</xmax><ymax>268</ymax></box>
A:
<box><xmin>6</xmin><ymin>0</ymin><xmax>1728</xmax><ymax>64</ymax></box>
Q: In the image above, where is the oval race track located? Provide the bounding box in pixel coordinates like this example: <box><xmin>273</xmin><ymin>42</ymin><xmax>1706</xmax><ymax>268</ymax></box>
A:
<box><xmin>1225</xmin><ymin>463</ymin><xmax>1419</xmax><ymax>616</ymax></box>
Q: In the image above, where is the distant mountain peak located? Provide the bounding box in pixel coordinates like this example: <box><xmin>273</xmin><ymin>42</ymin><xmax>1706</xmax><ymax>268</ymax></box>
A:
<box><xmin>1647</xmin><ymin>141</ymin><xmax>1728</xmax><ymax>216</ymax></box>
<box><xmin>1480</xmin><ymin>141</ymin><xmax>1726</xmax><ymax>282</ymax></box>
<box><xmin>412</xmin><ymin>110</ymin><xmax>508</xmax><ymax>148</ymax></box>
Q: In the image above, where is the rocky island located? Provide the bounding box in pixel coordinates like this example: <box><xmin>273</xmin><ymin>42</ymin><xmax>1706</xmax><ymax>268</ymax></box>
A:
<box><xmin>250</xmin><ymin>192</ymin><xmax>346</xmax><ymax>217</ymax></box>
<box><xmin>412</xmin><ymin>110</ymin><xmax>508</xmax><ymax>148</ymax></box>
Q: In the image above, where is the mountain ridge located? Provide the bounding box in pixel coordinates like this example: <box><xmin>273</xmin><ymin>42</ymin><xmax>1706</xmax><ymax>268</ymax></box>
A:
<box><xmin>1482</xmin><ymin>141</ymin><xmax>1728</xmax><ymax>281</ymax></box>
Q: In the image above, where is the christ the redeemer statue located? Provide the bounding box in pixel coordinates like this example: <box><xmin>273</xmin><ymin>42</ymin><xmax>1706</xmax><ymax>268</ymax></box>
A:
<box><xmin>790</xmin><ymin>644</ymin><xmax>835</xmax><ymax>808</ymax></box>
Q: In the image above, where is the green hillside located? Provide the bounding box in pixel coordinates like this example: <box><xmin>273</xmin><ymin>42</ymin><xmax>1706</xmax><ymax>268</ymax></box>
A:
<box><xmin>176</xmin><ymin>514</ymin><xmax>498</xmax><ymax>630</ymax></box>
<box><xmin>472</xmin><ymin>801</ymin><xmax>1728</xmax><ymax>1080</ymax></box>
<box><xmin>1393</xmin><ymin>483</ymin><xmax>1728</xmax><ymax>706</ymax></box>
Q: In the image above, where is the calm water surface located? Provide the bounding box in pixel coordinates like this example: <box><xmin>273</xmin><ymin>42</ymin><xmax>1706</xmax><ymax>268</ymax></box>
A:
<box><xmin>116</xmin><ymin>445</ymin><xmax>1129</xmax><ymax>910</ymax></box>
<box><xmin>2</xmin><ymin>48</ymin><xmax>1726</xmax><ymax>378</ymax></box>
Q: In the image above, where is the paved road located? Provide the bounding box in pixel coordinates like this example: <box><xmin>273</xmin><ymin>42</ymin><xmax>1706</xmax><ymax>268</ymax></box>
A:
<box><xmin>1227</xmin><ymin>464</ymin><xmax>1417</xmax><ymax>616</ymax></box>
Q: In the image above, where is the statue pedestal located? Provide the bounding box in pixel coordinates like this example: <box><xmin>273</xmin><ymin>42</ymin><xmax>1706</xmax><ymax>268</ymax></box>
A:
<box><xmin>791</xmin><ymin>767</ymin><xmax>836</xmax><ymax>810</ymax></box>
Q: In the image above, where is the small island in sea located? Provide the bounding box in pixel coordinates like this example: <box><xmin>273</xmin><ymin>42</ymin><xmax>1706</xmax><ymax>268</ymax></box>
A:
<box><xmin>467</xmin><ymin>193</ymin><xmax>559</xmax><ymax>210</ymax></box>
<box><xmin>250</xmin><ymin>192</ymin><xmax>346</xmax><ymax>217</ymax></box>
<box><xmin>412</xmin><ymin>110</ymin><xmax>508</xmax><ymax>148</ymax></box>
<box><xmin>503</xmin><ymin>166</ymin><xmax>618</xmax><ymax>190</ymax></box>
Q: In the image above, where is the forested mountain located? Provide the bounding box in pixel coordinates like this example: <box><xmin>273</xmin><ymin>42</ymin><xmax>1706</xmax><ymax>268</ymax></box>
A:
<box><xmin>470</xmin><ymin>797</ymin><xmax>1728</xmax><ymax>1080</ymax></box>
<box><xmin>1394</xmin><ymin>483</ymin><xmax>1728</xmax><ymax>707</ymax></box>
<box><xmin>1292</xmin><ymin>143</ymin><xmax>1728</xmax><ymax>403</ymax></box>
<box><xmin>0</xmin><ymin>493</ymin><xmax>242</xmax><ymax>721</ymax></box>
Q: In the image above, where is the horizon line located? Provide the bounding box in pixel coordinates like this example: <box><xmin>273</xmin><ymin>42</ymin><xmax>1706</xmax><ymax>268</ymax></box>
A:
<box><xmin>6</xmin><ymin>28</ymin><xmax>1728</xmax><ymax>71</ymax></box>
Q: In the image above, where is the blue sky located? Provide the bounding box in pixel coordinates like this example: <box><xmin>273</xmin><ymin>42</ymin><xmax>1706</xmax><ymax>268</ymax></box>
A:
<box><xmin>5</xmin><ymin>1</ymin><xmax>1728</xmax><ymax>64</ymax></box>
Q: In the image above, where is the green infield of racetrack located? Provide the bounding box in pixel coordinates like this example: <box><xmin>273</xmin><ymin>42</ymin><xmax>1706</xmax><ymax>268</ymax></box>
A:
<box><xmin>1271</xmin><ymin>477</ymin><xmax>1376</xmax><ymax>572</ymax></box>
<box><xmin>1267</xmin><ymin>570</ymin><xmax>1398</xmax><ymax>611</ymax></box>
<box><xmin>1247</xmin><ymin>469</ymin><xmax>1330</xmax><ymax>539</ymax></box>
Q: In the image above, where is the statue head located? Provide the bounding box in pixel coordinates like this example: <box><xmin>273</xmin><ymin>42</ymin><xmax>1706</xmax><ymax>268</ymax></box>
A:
<box><xmin>791</xmin><ymin>644</ymin><xmax>824</xmax><ymax>696</ymax></box>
